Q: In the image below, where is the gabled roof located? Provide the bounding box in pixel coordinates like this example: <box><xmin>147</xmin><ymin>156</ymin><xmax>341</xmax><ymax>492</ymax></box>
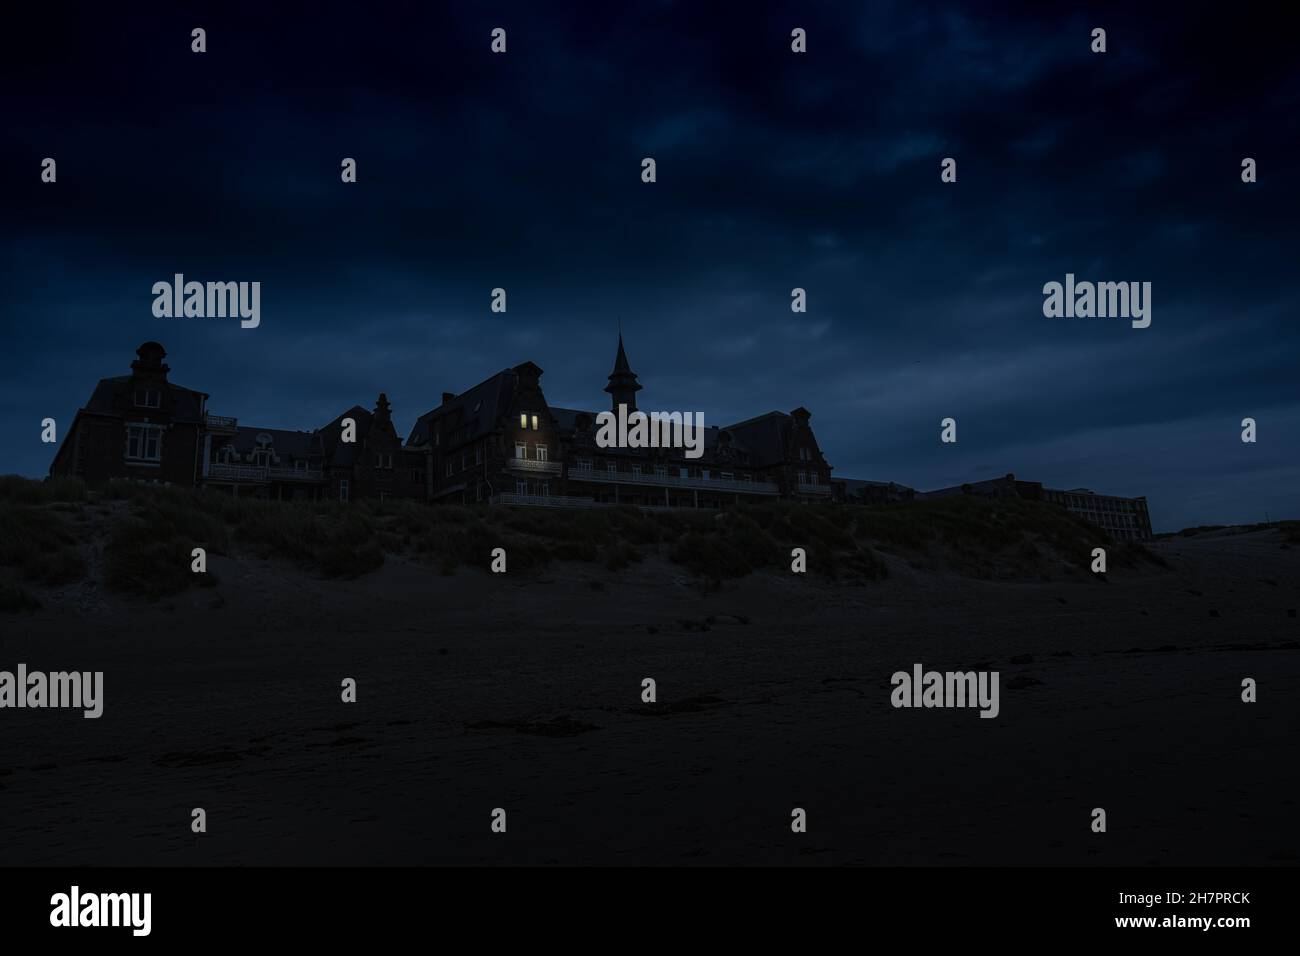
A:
<box><xmin>82</xmin><ymin>375</ymin><xmax>208</xmax><ymax>423</ymax></box>
<box><xmin>549</xmin><ymin>406</ymin><xmax>594</xmax><ymax>432</ymax></box>
<box><xmin>407</xmin><ymin>368</ymin><xmax>517</xmax><ymax>448</ymax></box>
<box><xmin>721</xmin><ymin>411</ymin><xmax>790</xmax><ymax>467</ymax></box>
<box><xmin>319</xmin><ymin>405</ymin><xmax>371</xmax><ymax>466</ymax></box>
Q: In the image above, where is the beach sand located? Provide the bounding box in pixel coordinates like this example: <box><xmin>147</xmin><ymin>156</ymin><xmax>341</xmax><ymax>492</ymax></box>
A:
<box><xmin>2</xmin><ymin>526</ymin><xmax>1296</xmax><ymax>865</ymax></box>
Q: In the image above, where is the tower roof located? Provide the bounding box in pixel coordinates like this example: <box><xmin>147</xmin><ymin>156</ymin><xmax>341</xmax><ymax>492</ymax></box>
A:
<box><xmin>605</xmin><ymin>333</ymin><xmax>642</xmax><ymax>397</ymax></box>
<box><xmin>611</xmin><ymin>334</ymin><xmax>633</xmax><ymax>376</ymax></box>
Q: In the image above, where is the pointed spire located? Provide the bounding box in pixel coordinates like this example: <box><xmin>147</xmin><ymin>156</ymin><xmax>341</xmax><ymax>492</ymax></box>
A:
<box><xmin>605</xmin><ymin>332</ymin><xmax>642</xmax><ymax>412</ymax></box>
<box><xmin>612</xmin><ymin>333</ymin><xmax>633</xmax><ymax>375</ymax></box>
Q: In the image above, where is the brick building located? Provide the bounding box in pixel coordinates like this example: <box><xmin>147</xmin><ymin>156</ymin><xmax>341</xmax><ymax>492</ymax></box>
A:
<box><xmin>49</xmin><ymin>342</ymin><xmax>208</xmax><ymax>487</ymax></box>
<box><xmin>405</xmin><ymin>335</ymin><xmax>835</xmax><ymax>507</ymax></box>
<box><xmin>51</xmin><ymin>338</ymin><xmax>837</xmax><ymax>510</ymax></box>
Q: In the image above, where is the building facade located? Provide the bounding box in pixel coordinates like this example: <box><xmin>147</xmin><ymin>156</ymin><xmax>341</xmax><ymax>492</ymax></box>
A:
<box><xmin>49</xmin><ymin>342</ymin><xmax>209</xmax><ymax>487</ymax></box>
<box><xmin>921</xmin><ymin>473</ymin><xmax>1154</xmax><ymax>540</ymax></box>
<box><xmin>51</xmin><ymin>338</ymin><xmax>836</xmax><ymax>510</ymax></box>
<box><xmin>404</xmin><ymin>336</ymin><xmax>835</xmax><ymax>508</ymax></box>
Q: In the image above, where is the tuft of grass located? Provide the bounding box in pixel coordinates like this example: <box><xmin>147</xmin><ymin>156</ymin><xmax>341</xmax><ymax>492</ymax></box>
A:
<box><xmin>0</xmin><ymin>475</ymin><xmax>88</xmax><ymax>505</ymax></box>
<box><xmin>0</xmin><ymin>578</ymin><xmax>42</xmax><ymax>612</ymax></box>
<box><xmin>0</xmin><ymin>503</ymin><xmax>88</xmax><ymax>585</ymax></box>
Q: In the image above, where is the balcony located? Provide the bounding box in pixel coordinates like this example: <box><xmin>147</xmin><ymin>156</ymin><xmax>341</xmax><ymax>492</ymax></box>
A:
<box><xmin>203</xmin><ymin>413</ymin><xmax>238</xmax><ymax>433</ymax></box>
<box><xmin>207</xmin><ymin>463</ymin><xmax>324</xmax><ymax>483</ymax></box>
<box><xmin>506</xmin><ymin>458</ymin><xmax>563</xmax><ymax>475</ymax></box>
<box><xmin>568</xmin><ymin>466</ymin><xmax>779</xmax><ymax>495</ymax></box>
<box><xmin>797</xmin><ymin>481</ymin><xmax>832</xmax><ymax>495</ymax></box>
<box><xmin>490</xmin><ymin>493</ymin><xmax>597</xmax><ymax>508</ymax></box>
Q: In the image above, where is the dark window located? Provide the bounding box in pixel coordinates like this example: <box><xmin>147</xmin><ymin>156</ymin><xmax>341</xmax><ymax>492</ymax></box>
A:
<box><xmin>134</xmin><ymin>388</ymin><xmax>161</xmax><ymax>408</ymax></box>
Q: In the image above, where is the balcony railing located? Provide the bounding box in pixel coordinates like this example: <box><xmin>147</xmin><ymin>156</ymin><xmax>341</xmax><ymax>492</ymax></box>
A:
<box><xmin>568</xmin><ymin>466</ymin><xmax>779</xmax><ymax>495</ymax></box>
<box><xmin>506</xmin><ymin>458</ymin><xmax>563</xmax><ymax>475</ymax></box>
<box><xmin>203</xmin><ymin>413</ymin><xmax>238</xmax><ymax>432</ymax></box>
<box><xmin>268</xmin><ymin>466</ymin><xmax>324</xmax><ymax>481</ymax></box>
<box><xmin>490</xmin><ymin>493</ymin><xmax>597</xmax><ymax>508</ymax></box>
<box><xmin>797</xmin><ymin>482</ymin><xmax>832</xmax><ymax>495</ymax></box>
<box><xmin>207</xmin><ymin>463</ymin><xmax>324</xmax><ymax>482</ymax></box>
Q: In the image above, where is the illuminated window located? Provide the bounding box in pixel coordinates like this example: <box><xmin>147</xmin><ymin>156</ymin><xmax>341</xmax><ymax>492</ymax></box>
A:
<box><xmin>520</xmin><ymin>413</ymin><xmax>527</xmax><ymax>429</ymax></box>
<box><xmin>531</xmin><ymin>414</ymin><xmax>539</xmax><ymax>430</ymax></box>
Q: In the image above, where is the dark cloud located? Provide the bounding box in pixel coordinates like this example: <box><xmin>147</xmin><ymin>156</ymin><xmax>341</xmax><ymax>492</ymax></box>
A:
<box><xmin>2</xmin><ymin>0</ymin><xmax>1296</xmax><ymax>530</ymax></box>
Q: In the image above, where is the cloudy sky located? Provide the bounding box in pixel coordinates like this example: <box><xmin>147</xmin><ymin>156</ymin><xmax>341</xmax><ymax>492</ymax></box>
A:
<box><xmin>2</xmin><ymin>1</ymin><xmax>1296</xmax><ymax>530</ymax></box>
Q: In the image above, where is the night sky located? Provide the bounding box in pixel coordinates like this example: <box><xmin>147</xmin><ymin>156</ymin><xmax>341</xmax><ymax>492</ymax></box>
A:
<box><xmin>3</xmin><ymin>1</ymin><xmax>1297</xmax><ymax>531</ymax></box>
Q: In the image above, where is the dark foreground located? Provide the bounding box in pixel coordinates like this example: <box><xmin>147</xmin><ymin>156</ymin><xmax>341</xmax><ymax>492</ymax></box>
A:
<box><xmin>1</xmin><ymin>526</ymin><xmax>1297</xmax><ymax>865</ymax></box>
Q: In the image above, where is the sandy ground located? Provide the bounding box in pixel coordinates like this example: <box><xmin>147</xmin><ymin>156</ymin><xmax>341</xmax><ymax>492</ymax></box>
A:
<box><xmin>1</xmin><ymin>526</ymin><xmax>1297</xmax><ymax>865</ymax></box>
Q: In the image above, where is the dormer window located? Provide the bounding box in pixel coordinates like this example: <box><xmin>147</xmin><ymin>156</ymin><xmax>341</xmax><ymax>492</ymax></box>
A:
<box><xmin>252</xmin><ymin>434</ymin><xmax>274</xmax><ymax>467</ymax></box>
<box><xmin>134</xmin><ymin>387</ymin><xmax>161</xmax><ymax>408</ymax></box>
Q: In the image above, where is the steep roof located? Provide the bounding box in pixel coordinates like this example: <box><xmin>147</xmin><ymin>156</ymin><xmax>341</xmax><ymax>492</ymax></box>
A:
<box><xmin>318</xmin><ymin>405</ymin><xmax>371</xmax><ymax>466</ymax></box>
<box><xmin>611</xmin><ymin>334</ymin><xmax>633</xmax><ymax>376</ymax></box>
<box><xmin>720</xmin><ymin>411</ymin><xmax>790</xmax><ymax>467</ymax></box>
<box><xmin>228</xmin><ymin>425</ymin><xmax>322</xmax><ymax>460</ymax></box>
<box><xmin>407</xmin><ymin>368</ymin><xmax>517</xmax><ymax>448</ymax></box>
<box><xmin>82</xmin><ymin>375</ymin><xmax>208</xmax><ymax>423</ymax></box>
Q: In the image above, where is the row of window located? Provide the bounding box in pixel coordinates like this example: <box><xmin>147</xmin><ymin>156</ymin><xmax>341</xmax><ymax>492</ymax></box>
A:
<box><xmin>515</xmin><ymin>443</ymin><xmax>548</xmax><ymax>461</ymax></box>
<box><xmin>1047</xmin><ymin>490</ymin><xmax>1143</xmax><ymax>513</ymax></box>
<box><xmin>571</xmin><ymin>460</ymin><xmax>754</xmax><ymax>482</ymax></box>
<box><xmin>444</xmin><ymin>444</ymin><xmax>486</xmax><ymax>476</ymax></box>
<box><xmin>519</xmin><ymin>413</ymin><xmax>540</xmax><ymax>430</ymax></box>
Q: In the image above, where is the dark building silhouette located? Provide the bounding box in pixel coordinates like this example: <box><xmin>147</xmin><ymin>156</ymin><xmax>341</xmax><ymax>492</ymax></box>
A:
<box><xmin>405</xmin><ymin>337</ymin><xmax>834</xmax><ymax>507</ymax></box>
<box><xmin>50</xmin><ymin>338</ymin><xmax>835</xmax><ymax>508</ymax></box>
<box><xmin>921</xmin><ymin>473</ymin><xmax>1154</xmax><ymax>540</ymax></box>
<box><xmin>49</xmin><ymin>342</ymin><xmax>209</xmax><ymax>487</ymax></box>
<box><xmin>49</xmin><ymin>342</ymin><xmax>1152</xmax><ymax>534</ymax></box>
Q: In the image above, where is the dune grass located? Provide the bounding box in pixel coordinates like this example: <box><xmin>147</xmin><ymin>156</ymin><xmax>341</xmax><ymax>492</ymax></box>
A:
<box><xmin>0</xmin><ymin>477</ymin><xmax>1176</xmax><ymax>601</ymax></box>
<box><xmin>0</xmin><ymin>578</ymin><xmax>42</xmax><ymax>613</ymax></box>
<box><xmin>0</xmin><ymin>501</ymin><xmax>88</xmax><ymax>586</ymax></box>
